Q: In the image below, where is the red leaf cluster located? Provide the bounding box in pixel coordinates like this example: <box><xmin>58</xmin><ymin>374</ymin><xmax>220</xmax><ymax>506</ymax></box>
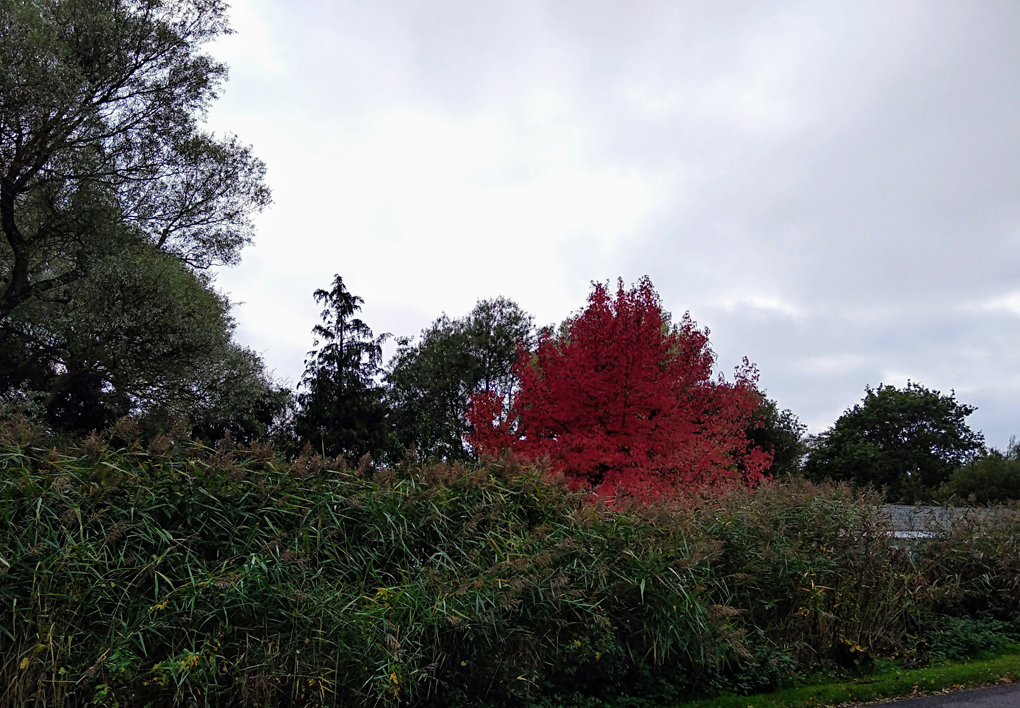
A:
<box><xmin>467</xmin><ymin>277</ymin><xmax>771</xmax><ymax>500</ymax></box>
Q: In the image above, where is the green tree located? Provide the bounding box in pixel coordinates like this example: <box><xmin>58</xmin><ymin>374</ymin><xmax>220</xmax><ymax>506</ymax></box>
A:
<box><xmin>295</xmin><ymin>275</ymin><xmax>389</xmax><ymax>461</ymax></box>
<box><xmin>0</xmin><ymin>0</ymin><xmax>269</xmax><ymax>318</ymax></box>
<box><xmin>804</xmin><ymin>382</ymin><xmax>984</xmax><ymax>502</ymax></box>
<box><xmin>386</xmin><ymin>297</ymin><xmax>532</xmax><ymax>461</ymax></box>
<box><xmin>745</xmin><ymin>396</ymin><xmax>807</xmax><ymax>477</ymax></box>
<box><xmin>939</xmin><ymin>437</ymin><xmax>1020</xmax><ymax>504</ymax></box>
<box><xmin>166</xmin><ymin>343</ymin><xmax>293</xmax><ymax>446</ymax></box>
<box><xmin>1</xmin><ymin>233</ymin><xmax>289</xmax><ymax>434</ymax></box>
<box><xmin>0</xmin><ymin>0</ymin><xmax>276</xmax><ymax>433</ymax></box>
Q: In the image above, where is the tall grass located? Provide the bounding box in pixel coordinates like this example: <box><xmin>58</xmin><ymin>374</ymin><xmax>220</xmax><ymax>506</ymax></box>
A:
<box><xmin>1</xmin><ymin>415</ymin><xmax>1018</xmax><ymax>707</ymax></box>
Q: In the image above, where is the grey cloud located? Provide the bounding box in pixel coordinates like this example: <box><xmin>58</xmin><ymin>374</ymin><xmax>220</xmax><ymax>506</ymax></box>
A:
<box><xmin>580</xmin><ymin>2</ymin><xmax>1020</xmax><ymax>445</ymax></box>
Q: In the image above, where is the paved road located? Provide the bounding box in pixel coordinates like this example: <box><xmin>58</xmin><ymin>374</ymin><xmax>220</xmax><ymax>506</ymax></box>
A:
<box><xmin>873</xmin><ymin>683</ymin><xmax>1020</xmax><ymax>707</ymax></box>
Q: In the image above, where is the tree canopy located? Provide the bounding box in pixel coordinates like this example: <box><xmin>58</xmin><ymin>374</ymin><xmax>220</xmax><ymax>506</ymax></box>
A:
<box><xmin>744</xmin><ymin>397</ymin><xmax>807</xmax><ymax>477</ymax></box>
<box><xmin>0</xmin><ymin>0</ymin><xmax>278</xmax><ymax>434</ymax></box>
<box><xmin>939</xmin><ymin>437</ymin><xmax>1020</xmax><ymax>504</ymax></box>
<box><xmin>386</xmin><ymin>297</ymin><xmax>532</xmax><ymax>461</ymax></box>
<box><xmin>1</xmin><ymin>232</ymin><xmax>288</xmax><ymax>434</ymax></box>
<box><xmin>468</xmin><ymin>277</ymin><xmax>770</xmax><ymax>499</ymax></box>
<box><xmin>804</xmin><ymin>382</ymin><xmax>985</xmax><ymax>502</ymax></box>
<box><xmin>0</xmin><ymin>0</ymin><xmax>269</xmax><ymax>317</ymax></box>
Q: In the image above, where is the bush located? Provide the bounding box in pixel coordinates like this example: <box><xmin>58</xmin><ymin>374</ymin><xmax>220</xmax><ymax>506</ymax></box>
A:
<box><xmin>940</xmin><ymin>444</ymin><xmax>1020</xmax><ymax>504</ymax></box>
<box><xmin>924</xmin><ymin>617</ymin><xmax>1014</xmax><ymax>663</ymax></box>
<box><xmin>910</xmin><ymin>504</ymin><xmax>1020</xmax><ymax>623</ymax></box>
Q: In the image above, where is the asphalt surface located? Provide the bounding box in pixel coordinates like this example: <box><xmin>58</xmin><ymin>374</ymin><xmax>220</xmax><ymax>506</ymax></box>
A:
<box><xmin>873</xmin><ymin>683</ymin><xmax>1020</xmax><ymax>707</ymax></box>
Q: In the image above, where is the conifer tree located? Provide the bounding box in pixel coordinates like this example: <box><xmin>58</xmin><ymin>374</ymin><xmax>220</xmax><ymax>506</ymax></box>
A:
<box><xmin>295</xmin><ymin>275</ymin><xmax>389</xmax><ymax>460</ymax></box>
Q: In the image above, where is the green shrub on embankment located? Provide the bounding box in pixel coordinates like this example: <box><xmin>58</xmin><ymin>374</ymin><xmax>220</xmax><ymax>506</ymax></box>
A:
<box><xmin>1</xmin><ymin>417</ymin><xmax>1019</xmax><ymax>708</ymax></box>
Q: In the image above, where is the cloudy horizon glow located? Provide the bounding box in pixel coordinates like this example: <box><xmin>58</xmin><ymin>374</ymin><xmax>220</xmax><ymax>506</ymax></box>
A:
<box><xmin>205</xmin><ymin>0</ymin><xmax>1020</xmax><ymax>447</ymax></box>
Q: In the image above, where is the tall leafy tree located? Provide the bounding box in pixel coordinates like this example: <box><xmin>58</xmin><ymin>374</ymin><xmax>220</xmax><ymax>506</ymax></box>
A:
<box><xmin>1</xmin><ymin>233</ymin><xmax>289</xmax><ymax>434</ymax></box>
<box><xmin>0</xmin><ymin>0</ymin><xmax>274</xmax><ymax>432</ymax></box>
<box><xmin>744</xmin><ymin>396</ymin><xmax>808</xmax><ymax>477</ymax></box>
<box><xmin>173</xmin><ymin>344</ymin><xmax>293</xmax><ymax>446</ymax></box>
<box><xmin>386</xmin><ymin>297</ymin><xmax>532</xmax><ymax>461</ymax></box>
<box><xmin>295</xmin><ymin>275</ymin><xmax>389</xmax><ymax>460</ymax></box>
<box><xmin>0</xmin><ymin>0</ymin><xmax>269</xmax><ymax>318</ymax></box>
<box><xmin>804</xmin><ymin>382</ymin><xmax>984</xmax><ymax>502</ymax></box>
<box><xmin>468</xmin><ymin>277</ymin><xmax>770</xmax><ymax>499</ymax></box>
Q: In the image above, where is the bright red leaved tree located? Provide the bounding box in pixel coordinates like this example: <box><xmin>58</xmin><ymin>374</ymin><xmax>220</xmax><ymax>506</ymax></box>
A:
<box><xmin>467</xmin><ymin>277</ymin><xmax>771</xmax><ymax>499</ymax></box>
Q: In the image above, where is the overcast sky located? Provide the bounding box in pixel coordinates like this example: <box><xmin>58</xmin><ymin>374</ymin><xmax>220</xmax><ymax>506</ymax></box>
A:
<box><xmin>205</xmin><ymin>0</ymin><xmax>1020</xmax><ymax>448</ymax></box>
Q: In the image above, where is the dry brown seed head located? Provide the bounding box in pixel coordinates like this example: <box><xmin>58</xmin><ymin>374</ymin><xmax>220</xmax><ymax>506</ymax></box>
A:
<box><xmin>708</xmin><ymin>605</ymin><xmax>747</xmax><ymax>619</ymax></box>
<box><xmin>110</xmin><ymin>416</ymin><xmax>140</xmax><ymax>442</ymax></box>
<box><xmin>357</xmin><ymin>453</ymin><xmax>373</xmax><ymax>477</ymax></box>
<box><xmin>105</xmin><ymin>522</ymin><xmax>129</xmax><ymax>543</ymax></box>
<box><xmin>374</xmin><ymin>466</ymin><xmax>395</xmax><ymax>488</ymax></box>
<box><xmin>148</xmin><ymin>433</ymin><xmax>173</xmax><ymax>456</ymax></box>
<box><xmin>82</xmin><ymin>430</ymin><xmax>107</xmax><ymax>457</ymax></box>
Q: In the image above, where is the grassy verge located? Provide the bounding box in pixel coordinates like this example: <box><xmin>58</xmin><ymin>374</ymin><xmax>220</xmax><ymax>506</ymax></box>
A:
<box><xmin>678</xmin><ymin>649</ymin><xmax>1020</xmax><ymax>708</ymax></box>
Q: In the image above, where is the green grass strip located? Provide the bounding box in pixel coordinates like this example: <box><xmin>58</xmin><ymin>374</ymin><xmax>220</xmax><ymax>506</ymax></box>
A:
<box><xmin>676</xmin><ymin>652</ymin><xmax>1020</xmax><ymax>708</ymax></box>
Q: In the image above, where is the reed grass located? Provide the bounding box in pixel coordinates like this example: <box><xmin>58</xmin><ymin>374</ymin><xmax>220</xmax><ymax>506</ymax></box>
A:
<box><xmin>1</xmin><ymin>415</ymin><xmax>1018</xmax><ymax>707</ymax></box>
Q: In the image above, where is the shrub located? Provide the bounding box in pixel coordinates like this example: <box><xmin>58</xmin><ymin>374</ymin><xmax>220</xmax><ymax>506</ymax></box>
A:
<box><xmin>0</xmin><ymin>430</ymin><xmax>738</xmax><ymax>707</ymax></box>
<box><xmin>940</xmin><ymin>445</ymin><xmax>1020</xmax><ymax>504</ymax></box>
<box><xmin>924</xmin><ymin>617</ymin><xmax>1014</xmax><ymax>663</ymax></box>
<box><xmin>699</xmin><ymin>480</ymin><xmax>908</xmax><ymax>668</ymax></box>
<box><xmin>909</xmin><ymin>504</ymin><xmax>1020</xmax><ymax>623</ymax></box>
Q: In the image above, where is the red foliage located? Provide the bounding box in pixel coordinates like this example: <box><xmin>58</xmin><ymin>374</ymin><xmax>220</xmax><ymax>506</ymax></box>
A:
<box><xmin>467</xmin><ymin>277</ymin><xmax>771</xmax><ymax>499</ymax></box>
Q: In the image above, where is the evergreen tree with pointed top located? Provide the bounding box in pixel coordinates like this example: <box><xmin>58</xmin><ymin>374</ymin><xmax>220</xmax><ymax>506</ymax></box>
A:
<box><xmin>295</xmin><ymin>275</ymin><xmax>390</xmax><ymax>460</ymax></box>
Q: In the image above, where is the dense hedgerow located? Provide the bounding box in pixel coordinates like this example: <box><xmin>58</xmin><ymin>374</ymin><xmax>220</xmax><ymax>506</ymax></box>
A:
<box><xmin>1</xmin><ymin>415</ymin><xmax>1019</xmax><ymax>708</ymax></box>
